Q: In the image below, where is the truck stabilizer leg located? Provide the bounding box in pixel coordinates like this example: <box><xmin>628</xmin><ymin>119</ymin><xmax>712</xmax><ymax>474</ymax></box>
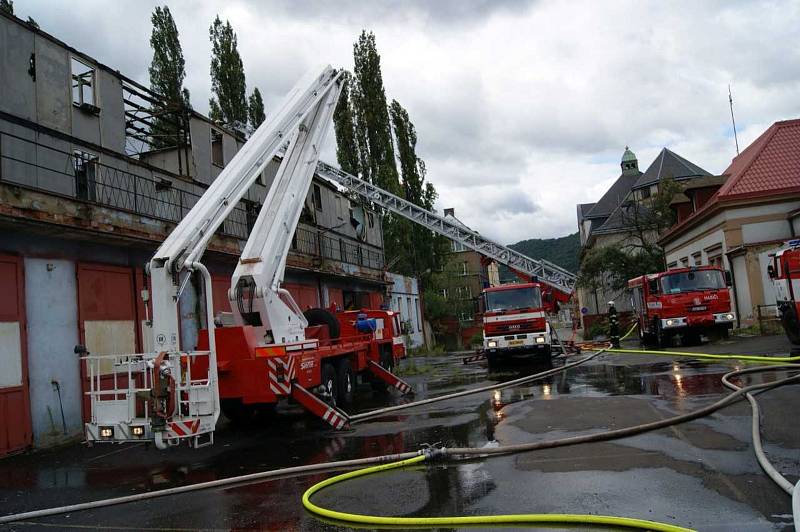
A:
<box><xmin>463</xmin><ymin>352</ymin><xmax>487</xmax><ymax>364</ymax></box>
<box><xmin>291</xmin><ymin>384</ymin><xmax>350</xmax><ymax>430</ymax></box>
<box><xmin>368</xmin><ymin>361</ymin><xmax>412</xmax><ymax>394</ymax></box>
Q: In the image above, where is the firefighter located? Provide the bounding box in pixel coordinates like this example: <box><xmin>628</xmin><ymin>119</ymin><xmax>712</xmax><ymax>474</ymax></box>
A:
<box><xmin>608</xmin><ymin>300</ymin><xmax>620</xmax><ymax>348</ymax></box>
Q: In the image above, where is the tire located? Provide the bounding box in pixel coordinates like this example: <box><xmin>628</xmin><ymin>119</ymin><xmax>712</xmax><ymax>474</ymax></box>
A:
<box><xmin>304</xmin><ymin>308</ymin><xmax>341</xmax><ymax>339</ymax></box>
<box><xmin>321</xmin><ymin>362</ymin><xmax>339</xmax><ymax>406</ymax></box>
<box><xmin>337</xmin><ymin>358</ymin><xmax>355</xmax><ymax>405</ymax></box>
<box><xmin>780</xmin><ymin>305</ymin><xmax>800</xmax><ymax>345</ymax></box>
<box><xmin>656</xmin><ymin>321</ymin><xmax>669</xmax><ymax>349</ymax></box>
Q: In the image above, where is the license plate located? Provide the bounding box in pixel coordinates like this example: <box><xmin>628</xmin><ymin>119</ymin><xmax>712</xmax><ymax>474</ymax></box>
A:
<box><xmin>508</xmin><ymin>340</ymin><xmax>524</xmax><ymax>346</ymax></box>
<box><xmin>690</xmin><ymin>305</ymin><xmax>707</xmax><ymax>312</ymax></box>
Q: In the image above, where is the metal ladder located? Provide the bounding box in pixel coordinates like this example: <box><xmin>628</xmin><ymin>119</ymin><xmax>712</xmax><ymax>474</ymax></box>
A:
<box><xmin>316</xmin><ymin>161</ymin><xmax>577</xmax><ymax>296</ymax></box>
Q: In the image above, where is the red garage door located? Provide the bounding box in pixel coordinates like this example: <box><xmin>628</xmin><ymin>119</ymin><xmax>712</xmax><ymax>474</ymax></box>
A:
<box><xmin>284</xmin><ymin>283</ymin><xmax>319</xmax><ymax>310</ymax></box>
<box><xmin>0</xmin><ymin>255</ymin><xmax>32</xmax><ymax>456</ymax></box>
<box><xmin>77</xmin><ymin>263</ymin><xmax>138</xmax><ymax>421</ymax></box>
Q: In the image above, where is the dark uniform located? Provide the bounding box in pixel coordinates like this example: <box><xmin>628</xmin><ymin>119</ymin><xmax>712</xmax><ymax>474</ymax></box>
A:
<box><xmin>608</xmin><ymin>301</ymin><xmax>620</xmax><ymax>348</ymax></box>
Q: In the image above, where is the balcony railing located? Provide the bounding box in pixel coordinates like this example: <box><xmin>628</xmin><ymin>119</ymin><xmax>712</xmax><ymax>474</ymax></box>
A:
<box><xmin>0</xmin><ymin>129</ymin><xmax>384</xmax><ymax>270</ymax></box>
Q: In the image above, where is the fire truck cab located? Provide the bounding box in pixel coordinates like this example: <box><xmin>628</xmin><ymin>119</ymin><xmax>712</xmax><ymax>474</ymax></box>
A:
<box><xmin>767</xmin><ymin>239</ymin><xmax>800</xmax><ymax>345</ymax></box>
<box><xmin>628</xmin><ymin>266</ymin><xmax>735</xmax><ymax>347</ymax></box>
<box><xmin>482</xmin><ymin>282</ymin><xmax>552</xmax><ymax>360</ymax></box>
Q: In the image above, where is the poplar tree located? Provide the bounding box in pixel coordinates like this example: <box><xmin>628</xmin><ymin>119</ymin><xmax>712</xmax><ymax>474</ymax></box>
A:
<box><xmin>248</xmin><ymin>88</ymin><xmax>265</xmax><ymax>130</ymax></box>
<box><xmin>351</xmin><ymin>31</ymin><xmax>399</xmax><ymax>194</ymax></box>
<box><xmin>148</xmin><ymin>6</ymin><xmax>190</xmax><ymax>148</ymax></box>
<box><xmin>332</xmin><ymin>71</ymin><xmax>360</xmax><ymax>176</ymax></box>
<box><xmin>209</xmin><ymin>16</ymin><xmax>247</xmax><ymax>127</ymax></box>
<box><xmin>390</xmin><ymin>99</ymin><xmax>447</xmax><ymax>278</ymax></box>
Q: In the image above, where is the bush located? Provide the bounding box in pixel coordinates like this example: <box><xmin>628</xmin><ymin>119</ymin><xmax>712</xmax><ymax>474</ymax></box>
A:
<box><xmin>468</xmin><ymin>331</ymin><xmax>483</xmax><ymax>348</ymax></box>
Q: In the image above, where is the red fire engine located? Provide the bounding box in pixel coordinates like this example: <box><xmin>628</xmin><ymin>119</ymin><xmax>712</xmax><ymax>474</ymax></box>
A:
<box><xmin>81</xmin><ymin>67</ymin><xmax>412</xmax><ymax>449</ymax></box>
<box><xmin>482</xmin><ymin>282</ymin><xmax>556</xmax><ymax>361</ymax></box>
<box><xmin>767</xmin><ymin>239</ymin><xmax>800</xmax><ymax>346</ymax></box>
<box><xmin>628</xmin><ymin>266</ymin><xmax>736</xmax><ymax>347</ymax></box>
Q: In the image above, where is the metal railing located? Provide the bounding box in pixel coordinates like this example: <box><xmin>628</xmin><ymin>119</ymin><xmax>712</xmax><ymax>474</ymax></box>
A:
<box><xmin>0</xmin><ymin>130</ymin><xmax>251</xmax><ymax>239</ymax></box>
<box><xmin>294</xmin><ymin>225</ymin><xmax>384</xmax><ymax>269</ymax></box>
<box><xmin>1</xmin><ymin>129</ymin><xmax>384</xmax><ymax>270</ymax></box>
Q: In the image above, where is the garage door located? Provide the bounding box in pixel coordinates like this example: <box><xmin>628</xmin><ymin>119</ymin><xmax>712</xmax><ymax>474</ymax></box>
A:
<box><xmin>283</xmin><ymin>282</ymin><xmax>319</xmax><ymax>310</ymax></box>
<box><xmin>0</xmin><ymin>255</ymin><xmax>32</xmax><ymax>455</ymax></box>
<box><xmin>77</xmin><ymin>263</ymin><xmax>138</xmax><ymax>421</ymax></box>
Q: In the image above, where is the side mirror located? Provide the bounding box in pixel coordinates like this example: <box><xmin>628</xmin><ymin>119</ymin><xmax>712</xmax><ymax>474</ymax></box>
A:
<box><xmin>648</xmin><ymin>279</ymin><xmax>659</xmax><ymax>294</ymax></box>
<box><xmin>725</xmin><ymin>271</ymin><xmax>733</xmax><ymax>286</ymax></box>
<box><xmin>767</xmin><ymin>265</ymin><xmax>776</xmax><ymax>280</ymax></box>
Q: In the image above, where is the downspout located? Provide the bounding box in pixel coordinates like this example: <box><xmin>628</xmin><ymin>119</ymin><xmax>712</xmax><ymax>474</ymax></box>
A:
<box><xmin>724</xmin><ymin>247</ymin><xmax>742</xmax><ymax>329</ymax></box>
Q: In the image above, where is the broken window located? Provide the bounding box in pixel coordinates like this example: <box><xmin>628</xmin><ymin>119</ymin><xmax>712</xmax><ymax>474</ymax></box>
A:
<box><xmin>71</xmin><ymin>57</ymin><xmax>95</xmax><ymax>107</ymax></box>
<box><xmin>73</xmin><ymin>150</ymin><xmax>98</xmax><ymax>201</ymax></box>
<box><xmin>312</xmin><ymin>184</ymin><xmax>323</xmax><ymax>211</ymax></box>
<box><xmin>211</xmin><ymin>128</ymin><xmax>224</xmax><ymax>167</ymax></box>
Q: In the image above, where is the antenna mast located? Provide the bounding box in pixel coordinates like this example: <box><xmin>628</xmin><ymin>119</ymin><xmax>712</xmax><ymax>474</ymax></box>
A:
<box><xmin>728</xmin><ymin>84</ymin><xmax>740</xmax><ymax>155</ymax></box>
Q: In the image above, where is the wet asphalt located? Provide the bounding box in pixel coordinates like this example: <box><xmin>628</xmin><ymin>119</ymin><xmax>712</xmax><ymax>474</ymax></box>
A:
<box><xmin>0</xmin><ymin>334</ymin><xmax>798</xmax><ymax>531</ymax></box>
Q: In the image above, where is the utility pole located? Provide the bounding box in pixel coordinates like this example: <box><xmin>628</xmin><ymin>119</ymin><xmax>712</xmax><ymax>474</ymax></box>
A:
<box><xmin>728</xmin><ymin>84</ymin><xmax>740</xmax><ymax>156</ymax></box>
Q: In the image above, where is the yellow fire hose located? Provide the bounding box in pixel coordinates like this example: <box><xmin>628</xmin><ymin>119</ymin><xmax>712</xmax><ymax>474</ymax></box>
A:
<box><xmin>302</xmin><ymin>453</ymin><xmax>694</xmax><ymax>531</ymax></box>
<box><xmin>612</xmin><ymin>322</ymin><xmax>800</xmax><ymax>363</ymax></box>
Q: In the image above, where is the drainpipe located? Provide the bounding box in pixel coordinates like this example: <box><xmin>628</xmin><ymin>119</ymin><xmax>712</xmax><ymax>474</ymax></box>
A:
<box><xmin>724</xmin><ymin>247</ymin><xmax>743</xmax><ymax>329</ymax></box>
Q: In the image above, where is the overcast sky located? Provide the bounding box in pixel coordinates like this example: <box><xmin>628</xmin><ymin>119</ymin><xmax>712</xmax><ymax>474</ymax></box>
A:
<box><xmin>19</xmin><ymin>0</ymin><xmax>800</xmax><ymax>244</ymax></box>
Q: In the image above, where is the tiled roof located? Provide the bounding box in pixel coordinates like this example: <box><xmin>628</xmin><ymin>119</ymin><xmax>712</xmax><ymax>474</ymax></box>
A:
<box><xmin>584</xmin><ymin>172</ymin><xmax>640</xmax><ymax>219</ymax></box>
<box><xmin>659</xmin><ymin>118</ymin><xmax>800</xmax><ymax>244</ymax></box>
<box><xmin>717</xmin><ymin>119</ymin><xmax>800</xmax><ymax>199</ymax></box>
<box><xmin>633</xmin><ymin>148</ymin><xmax>711</xmax><ymax>189</ymax></box>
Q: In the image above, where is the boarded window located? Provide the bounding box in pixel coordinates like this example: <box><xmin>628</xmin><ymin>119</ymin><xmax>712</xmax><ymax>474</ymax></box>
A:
<box><xmin>71</xmin><ymin>57</ymin><xmax>95</xmax><ymax>107</ymax></box>
<box><xmin>211</xmin><ymin>129</ymin><xmax>224</xmax><ymax>167</ymax></box>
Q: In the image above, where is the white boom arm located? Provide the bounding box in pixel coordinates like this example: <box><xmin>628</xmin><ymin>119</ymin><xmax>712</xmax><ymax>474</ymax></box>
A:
<box><xmin>315</xmin><ymin>161</ymin><xmax>577</xmax><ymax>296</ymax></box>
<box><xmin>148</xmin><ymin>66</ymin><xmax>341</xmax><ymax>353</ymax></box>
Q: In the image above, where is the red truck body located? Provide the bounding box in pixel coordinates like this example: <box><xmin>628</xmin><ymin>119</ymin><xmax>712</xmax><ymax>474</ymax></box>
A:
<box><xmin>481</xmin><ymin>282</ymin><xmax>552</xmax><ymax>360</ymax></box>
<box><xmin>767</xmin><ymin>239</ymin><xmax>800</xmax><ymax>345</ymax></box>
<box><xmin>195</xmin><ymin>308</ymin><xmax>407</xmax><ymax>420</ymax></box>
<box><xmin>628</xmin><ymin>266</ymin><xmax>735</xmax><ymax>347</ymax></box>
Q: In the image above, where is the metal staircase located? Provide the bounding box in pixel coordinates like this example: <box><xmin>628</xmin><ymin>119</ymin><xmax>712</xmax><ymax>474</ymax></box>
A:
<box><xmin>315</xmin><ymin>161</ymin><xmax>577</xmax><ymax>296</ymax></box>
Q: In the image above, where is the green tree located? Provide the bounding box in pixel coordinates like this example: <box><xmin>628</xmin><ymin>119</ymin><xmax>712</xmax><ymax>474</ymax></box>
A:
<box><xmin>0</xmin><ymin>0</ymin><xmax>13</xmax><ymax>15</ymax></box>
<box><xmin>332</xmin><ymin>71</ymin><xmax>360</xmax><ymax>176</ymax></box>
<box><xmin>248</xmin><ymin>87</ymin><xmax>265</xmax><ymax>130</ymax></box>
<box><xmin>577</xmin><ymin>177</ymin><xmax>681</xmax><ymax>296</ymax></box>
<box><xmin>209</xmin><ymin>16</ymin><xmax>247</xmax><ymax>126</ymax></box>
<box><xmin>148</xmin><ymin>6</ymin><xmax>190</xmax><ymax>148</ymax></box>
<box><xmin>389</xmin><ymin>99</ymin><xmax>447</xmax><ymax>280</ymax></box>
<box><xmin>351</xmin><ymin>31</ymin><xmax>399</xmax><ymax>193</ymax></box>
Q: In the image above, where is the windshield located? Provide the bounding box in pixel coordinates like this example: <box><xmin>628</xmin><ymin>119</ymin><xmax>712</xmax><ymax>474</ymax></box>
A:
<box><xmin>485</xmin><ymin>287</ymin><xmax>542</xmax><ymax>312</ymax></box>
<box><xmin>661</xmin><ymin>270</ymin><xmax>725</xmax><ymax>294</ymax></box>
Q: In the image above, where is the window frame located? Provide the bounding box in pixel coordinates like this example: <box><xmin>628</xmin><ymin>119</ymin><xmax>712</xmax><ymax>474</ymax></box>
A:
<box><xmin>71</xmin><ymin>56</ymin><xmax>96</xmax><ymax>108</ymax></box>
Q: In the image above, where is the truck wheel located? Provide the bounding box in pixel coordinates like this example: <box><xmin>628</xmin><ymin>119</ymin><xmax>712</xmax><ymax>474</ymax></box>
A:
<box><xmin>781</xmin><ymin>305</ymin><xmax>800</xmax><ymax>345</ymax></box>
<box><xmin>337</xmin><ymin>358</ymin><xmax>355</xmax><ymax>405</ymax></box>
<box><xmin>321</xmin><ymin>362</ymin><xmax>339</xmax><ymax>406</ymax></box>
<box><xmin>304</xmin><ymin>308</ymin><xmax>341</xmax><ymax>339</ymax></box>
<box><xmin>656</xmin><ymin>322</ymin><xmax>669</xmax><ymax>349</ymax></box>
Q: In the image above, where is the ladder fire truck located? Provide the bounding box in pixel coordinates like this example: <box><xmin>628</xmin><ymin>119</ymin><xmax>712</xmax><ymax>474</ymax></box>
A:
<box><xmin>767</xmin><ymin>239</ymin><xmax>800</xmax><ymax>346</ymax></box>
<box><xmin>315</xmin><ymin>162</ymin><xmax>577</xmax><ymax>360</ymax></box>
<box><xmin>83</xmin><ymin>66</ymin><xmax>413</xmax><ymax>449</ymax></box>
<box><xmin>83</xmin><ymin>65</ymin><xmax>577</xmax><ymax>449</ymax></box>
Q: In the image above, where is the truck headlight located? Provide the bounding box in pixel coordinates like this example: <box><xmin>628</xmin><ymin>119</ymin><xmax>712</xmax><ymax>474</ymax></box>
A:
<box><xmin>131</xmin><ymin>426</ymin><xmax>145</xmax><ymax>437</ymax></box>
<box><xmin>666</xmin><ymin>319</ymin><xmax>675</xmax><ymax>327</ymax></box>
<box><xmin>99</xmin><ymin>426</ymin><xmax>114</xmax><ymax>440</ymax></box>
<box><xmin>488</xmin><ymin>340</ymin><xmax>497</xmax><ymax>348</ymax></box>
<box><xmin>535</xmin><ymin>336</ymin><xmax>545</xmax><ymax>344</ymax></box>
<box><xmin>725</xmin><ymin>313</ymin><xmax>734</xmax><ymax>321</ymax></box>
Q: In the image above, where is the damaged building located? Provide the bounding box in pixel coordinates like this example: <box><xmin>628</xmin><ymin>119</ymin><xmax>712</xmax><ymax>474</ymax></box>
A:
<box><xmin>0</xmin><ymin>12</ymin><xmax>421</xmax><ymax>455</ymax></box>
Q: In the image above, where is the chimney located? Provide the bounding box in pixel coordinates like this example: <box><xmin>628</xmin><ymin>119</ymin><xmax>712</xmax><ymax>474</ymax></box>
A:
<box><xmin>444</xmin><ymin>208</ymin><xmax>454</xmax><ymax>217</ymax></box>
